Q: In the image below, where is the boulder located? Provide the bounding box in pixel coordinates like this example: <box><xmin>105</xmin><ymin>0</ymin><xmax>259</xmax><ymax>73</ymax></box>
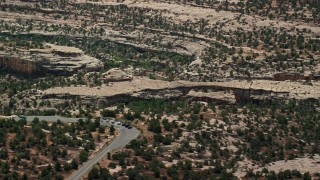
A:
<box><xmin>102</xmin><ymin>68</ymin><xmax>133</xmax><ymax>82</ymax></box>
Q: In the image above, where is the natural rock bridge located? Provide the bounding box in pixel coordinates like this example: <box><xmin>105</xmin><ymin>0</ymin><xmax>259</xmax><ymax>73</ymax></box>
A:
<box><xmin>41</xmin><ymin>77</ymin><xmax>320</xmax><ymax>106</ymax></box>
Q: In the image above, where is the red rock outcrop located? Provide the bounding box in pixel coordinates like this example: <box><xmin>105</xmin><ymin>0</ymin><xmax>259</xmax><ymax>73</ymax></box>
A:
<box><xmin>0</xmin><ymin>56</ymin><xmax>38</xmax><ymax>74</ymax></box>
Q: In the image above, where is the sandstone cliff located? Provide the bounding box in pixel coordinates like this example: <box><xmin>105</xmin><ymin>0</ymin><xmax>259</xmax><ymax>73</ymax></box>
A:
<box><xmin>41</xmin><ymin>77</ymin><xmax>320</xmax><ymax>107</ymax></box>
<box><xmin>0</xmin><ymin>44</ymin><xmax>103</xmax><ymax>75</ymax></box>
<box><xmin>0</xmin><ymin>54</ymin><xmax>42</xmax><ymax>74</ymax></box>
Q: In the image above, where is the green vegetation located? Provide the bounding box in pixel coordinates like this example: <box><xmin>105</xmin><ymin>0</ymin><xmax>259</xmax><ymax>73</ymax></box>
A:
<box><xmin>0</xmin><ymin>117</ymin><xmax>113</xmax><ymax>179</ymax></box>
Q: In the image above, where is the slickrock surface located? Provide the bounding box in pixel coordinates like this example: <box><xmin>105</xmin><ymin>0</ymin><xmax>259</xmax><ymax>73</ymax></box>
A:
<box><xmin>187</xmin><ymin>90</ymin><xmax>236</xmax><ymax>104</ymax></box>
<box><xmin>256</xmin><ymin>155</ymin><xmax>320</xmax><ymax>174</ymax></box>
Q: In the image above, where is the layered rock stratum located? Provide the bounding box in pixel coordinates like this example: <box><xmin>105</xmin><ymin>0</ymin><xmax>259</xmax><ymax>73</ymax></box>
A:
<box><xmin>0</xmin><ymin>44</ymin><xmax>103</xmax><ymax>74</ymax></box>
<box><xmin>42</xmin><ymin>77</ymin><xmax>320</xmax><ymax>106</ymax></box>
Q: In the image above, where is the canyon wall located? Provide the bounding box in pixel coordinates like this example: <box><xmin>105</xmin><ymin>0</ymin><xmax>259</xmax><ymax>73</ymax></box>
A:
<box><xmin>274</xmin><ymin>73</ymin><xmax>306</xmax><ymax>81</ymax></box>
<box><xmin>274</xmin><ymin>72</ymin><xmax>320</xmax><ymax>81</ymax></box>
<box><xmin>0</xmin><ymin>55</ymin><xmax>39</xmax><ymax>74</ymax></box>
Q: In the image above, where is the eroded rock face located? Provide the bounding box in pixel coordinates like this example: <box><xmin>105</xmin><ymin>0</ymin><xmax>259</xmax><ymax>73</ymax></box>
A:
<box><xmin>0</xmin><ymin>55</ymin><xmax>40</xmax><ymax>74</ymax></box>
<box><xmin>0</xmin><ymin>44</ymin><xmax>103</xmax><ymax>75</ymax></box>
<box><xmin>274</xmin><ymin>73</ymin><xmax>306</xmax><ymax>81</ymax></box>
<box><xmin>233</xmin><ymin>88</ymin><xmax>289</xmax><ymax>104</ymax></box>
<box><xmin>274</xmin><ymin>72</ymin><xmax>320</xmax><ymax>81</ymax></box>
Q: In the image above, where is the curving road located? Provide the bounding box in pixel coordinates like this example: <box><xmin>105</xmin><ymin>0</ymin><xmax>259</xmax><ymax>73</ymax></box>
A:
<box><xmin>68</xmin><ymin>126</ymin><xmax>140</xmax><ymax>180</ymax></box>
<box><xmin>13</xmin><ymin>116</ymin><xmax>140</xmax><ymax>180</ymax></box>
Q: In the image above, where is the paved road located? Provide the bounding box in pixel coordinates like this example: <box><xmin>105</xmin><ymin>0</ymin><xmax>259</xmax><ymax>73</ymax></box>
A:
<box><xmin>14</xmin><ymin>115</ymin><xmax>81</xmax><ymax>123</ymax></box>
<box><xmin>69</xmin><ymin>126</ymin><xmax>140</xmax><ymax>180</ymax></box>
<box><xmin>13</xmin><ymin>116</ymin><xmax>140</xmax><ymax>180</ymax></box>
